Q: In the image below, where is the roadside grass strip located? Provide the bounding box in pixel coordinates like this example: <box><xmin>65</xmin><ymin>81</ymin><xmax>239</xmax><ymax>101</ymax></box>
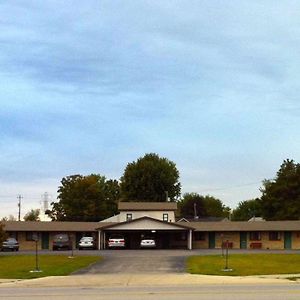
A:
<box><xmin>0</xmin><ymin>255</ymin><xmax>101</xmax><ymax>279</ymax></box>
<box><xmin>187</xmin><ymin>254</ymin><xmax>300</xmax><ymax>276</ymax></box>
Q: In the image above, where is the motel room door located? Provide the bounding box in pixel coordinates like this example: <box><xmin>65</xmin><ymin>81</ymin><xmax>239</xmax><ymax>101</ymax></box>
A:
<box><xmin>41</xmin><ymin>232</ymin><xmax>49</xmax><ymax>250</ymax></box>
<box><xmin>240</xmin><ymin>232</ymin><xmax>247</xmax><ymax>249</ymax></box>
<box><xmin>208</xmin><ymin>232</ymin><xmax>215</xmax><ymax>249</ymax></box>
<box><xmin>284</xmin><ymin>232</ymin><xmax>292</xmax><ymax>249</ymax></box>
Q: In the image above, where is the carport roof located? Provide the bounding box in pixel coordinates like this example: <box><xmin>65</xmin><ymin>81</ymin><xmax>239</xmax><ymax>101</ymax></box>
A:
<box><xmin>118</xmin><ymin>202</ymin><xmax>177</xmax><ymax>211</ymax></box>
<box><xmin>97</xmin><ymin>216</ymin><xmax>194</xmax><ymax>231</ymax></box>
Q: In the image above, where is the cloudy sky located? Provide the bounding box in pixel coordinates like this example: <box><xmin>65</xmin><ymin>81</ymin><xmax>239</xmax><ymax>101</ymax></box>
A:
<box><xmin>0</xmin><ymin>1</ymin><xmax>300</xmax><ymax>219</ymax></box>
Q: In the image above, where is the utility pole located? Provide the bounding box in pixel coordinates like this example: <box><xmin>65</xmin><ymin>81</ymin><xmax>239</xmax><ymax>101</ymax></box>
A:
<box><xmin>165</xmin><ymin>191</ymin><xmax>169</xmax><ymax>202</ymax></box>
<box><xmin>17</xmin><ymin>194</ymin><xmax>23</xmax><ymax>221</ymax></box>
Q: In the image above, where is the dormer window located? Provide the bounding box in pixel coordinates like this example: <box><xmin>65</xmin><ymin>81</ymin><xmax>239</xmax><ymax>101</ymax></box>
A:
<box><xmin>163</xmin><ymin>213</ymin><xmax>168</xmax><ymax>222</ymax></box>
<box><xmin>126</xmin><ymin>213</ymin><xmax>133</xmax><ymax>221</ymax></box>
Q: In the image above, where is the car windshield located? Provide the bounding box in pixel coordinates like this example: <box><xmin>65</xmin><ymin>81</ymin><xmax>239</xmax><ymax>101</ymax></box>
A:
<box><xmin>80</xmin><ymin>237</ymin><xmax>93</xmax><ymax>241</ymax></box>
<box><xmin>54</xmin><ymin>234</ymin><xmax>69</xmax><ymax>241</ymax></box>
<box><xmin>5</xmin><ymin>238</ymin><xmax>17</xmax><ymax>243</ymax></box>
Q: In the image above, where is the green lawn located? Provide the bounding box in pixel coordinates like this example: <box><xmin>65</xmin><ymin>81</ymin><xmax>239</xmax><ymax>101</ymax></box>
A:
<box><xmin>187</xmin><ymin>254</ymin><xmax>300</xmax><ymax>276</ymax></box>
<box><xmin>0</xmin><ymin>255</ymin><xmax>101</xmax><ymax>279</ymax></box>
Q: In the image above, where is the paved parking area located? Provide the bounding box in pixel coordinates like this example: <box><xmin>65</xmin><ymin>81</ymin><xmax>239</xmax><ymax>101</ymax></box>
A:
<box><xmin>74</xmin><ymin>250</ymin><xmax>189</xmax><ymax>274</ymax></box>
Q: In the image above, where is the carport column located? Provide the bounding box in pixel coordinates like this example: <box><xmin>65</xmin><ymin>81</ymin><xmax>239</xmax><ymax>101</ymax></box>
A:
<box><xmin>188</xmin><ymin>229</ymin><xmax>193</xmax><ymax>250</ymax></box>
<box><xmin>98</xmin><ymin>230</ymin><xmax>102</xmax><ymax>250</ymax></box>
<box><xmin>103</xmin><ymin>232</ymin><xmax>106</xmax><ymax>249</ymax></box>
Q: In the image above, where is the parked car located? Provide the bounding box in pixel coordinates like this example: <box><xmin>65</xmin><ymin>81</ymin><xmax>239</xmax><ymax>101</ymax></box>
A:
<box><xmin>140</xmin><ymin>236</ymin><xmax>156</xmax><ymax>248</ymax></box>
<box><xmin>78</xmin><ymin>236</ymin><xmax>96</xmax><ymax>250</ymax></box>
<box><xmin>1</xmin><ymin>238</ymin><xmax>19</xmax><ymax>251</ymax></box>
<box><xmin>108</xmin><ymin>234</ymin><xmax>125</xmax><ymax>248</ymax></box>
<box><xmin>52</xmin><ymin>234</ymin><xmax>72</xmax><ymax>251</ymax></box>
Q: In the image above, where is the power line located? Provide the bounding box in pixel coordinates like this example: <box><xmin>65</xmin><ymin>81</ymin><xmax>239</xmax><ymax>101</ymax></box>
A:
<box><xmin>197</xmin><ymin>181</ymin><xmax>262</xmax><ymax>193</ymax></box>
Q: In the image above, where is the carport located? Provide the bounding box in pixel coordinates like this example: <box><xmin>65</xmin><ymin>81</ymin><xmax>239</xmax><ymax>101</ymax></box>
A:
<box><xmin>97</xmin><ymin>216</ymin><xmax>194</xmax><ymax>250</ymax></box>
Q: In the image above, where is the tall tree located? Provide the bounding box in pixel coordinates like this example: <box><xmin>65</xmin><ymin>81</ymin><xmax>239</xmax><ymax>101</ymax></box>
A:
<box><xmin>23</xmin><ymin>209</ymin><xmax>40</xmax><ymax>221</ymax></box>
<box><xmin>120</xmin><ymin>153</ymin><xmax>181</xmax><ymax>201</ymax></box>
<box><xmin>178</xmin><ymin>193</ymin><xmax>207</xmax><ymax>219</ymax></box>
<box><xmin>48</xmin><ymin>174</ymin><xmax>120</xmax><ymax>221</ymax></box>
<box><xmin>203</xmin><ymin>195</ymin><xmax>231</xmax><ymax>218</ymax></box>
<box><xmin>260</xmin><ymin>159</ymin><xmax>300</xmax><ymax>220</ymax></box>
<box><xmin>178</xmin><ymin>193</ymin><xmax>229</xmax><ymax>219</ymax></box>
<box><xmin>231</xmin><ymin>198</ymin><xmax>262</xmax><ymax>221</ymax></box>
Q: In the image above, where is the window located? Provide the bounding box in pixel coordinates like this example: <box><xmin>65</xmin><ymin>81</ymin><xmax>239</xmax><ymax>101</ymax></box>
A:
<box><xmin>26</xmin><ymin>232</ymin><xmax>39</xmax><ymax>241</ymax></box>
<box><xmin>249</xmin><ymin>232</ymin><xmax>261</xmax><ymax>241</ymax></box>
<box><xmin>126</xmin><ymin>213</ymin><xmax>132</xmax><ymax>221</ymax></box>
<box><xmin>193</xmin><ymin>232</ymin><xmax>205</xmax><ymax>241</ymax></box>
<box><xmin>269</xmin><ymin>231</ymin><xmax>281</xmax><ymax>241</ymax></box>
<box><xmin>163</xmin><ymin>213</ymin><xmax>168</xmax><ymax>222</ymax></box>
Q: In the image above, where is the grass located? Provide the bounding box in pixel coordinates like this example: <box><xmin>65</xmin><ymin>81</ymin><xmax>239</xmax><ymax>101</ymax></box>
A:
<box><xmin>187</xmin><ymin>254</ymin><xmax>300</xmax><ymax>276</ymax></box>
<box><xmin>0</xmin><ymin>255</ymin><xmax>101</xmax><ymax>279</ymax></box>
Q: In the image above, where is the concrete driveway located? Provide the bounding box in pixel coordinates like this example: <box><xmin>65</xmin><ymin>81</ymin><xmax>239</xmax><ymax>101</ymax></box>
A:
<box><xmin>73</xmin><ymin>250</ymin><xmax>189</xmax><ymax>274</ymax></box>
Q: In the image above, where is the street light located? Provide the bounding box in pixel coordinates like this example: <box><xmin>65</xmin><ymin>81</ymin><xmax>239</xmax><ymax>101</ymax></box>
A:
<box><xmin>221</xmin><ymin>240</ymin><xmax>233</xmax><ymax>272</ymax></box>
<box><xmin>30</xmin><ymin>233</ymin><xmax>42</xmax><ymax>273</ymax></box>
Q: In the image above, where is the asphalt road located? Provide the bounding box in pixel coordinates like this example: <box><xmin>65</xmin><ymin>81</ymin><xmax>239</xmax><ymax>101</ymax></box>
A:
<box><xmin>1</xmin><ymin>284</ymin><xmax>300</xmax><ymax>300</ymax></box>
<box><xmin>2</xmin><ymin>248</ymin><xmax>300</xmax><ymax>300</ymax></box>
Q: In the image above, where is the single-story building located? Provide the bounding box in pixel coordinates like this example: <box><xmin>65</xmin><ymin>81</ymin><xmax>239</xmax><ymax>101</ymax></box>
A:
<box><xmin>2</xmin><ymin>202</ymin><xmax>300</xmax><ymax>251</ymax></box>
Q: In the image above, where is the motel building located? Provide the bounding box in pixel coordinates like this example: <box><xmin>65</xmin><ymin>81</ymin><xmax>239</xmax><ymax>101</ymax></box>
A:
<box><xmin>2</xmin><ymin>202</ymin><xmax>300</xmax><ymax>251</ymax></box>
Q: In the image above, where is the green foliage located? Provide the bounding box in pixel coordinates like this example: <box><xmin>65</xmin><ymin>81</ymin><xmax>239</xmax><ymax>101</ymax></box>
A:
<box><xmin>187</xmin><ymin>254</ymin><xmax>300</xmax><ymax>276</ymax></box>
<box><xmin>120</xmin><ymin>153</ymin><xmax>181</xmax><ymax>201</ymax></box>
<box><xmin>178</xmin><ymin>193</ymin><xmax>229</xmax><ymax>219</ymax></box>
<box><xmin>49</xmin><ymin>174</ymin><xmax>120</xmax><ymax>221</ymax></box>
<box><xmin>178</xmin><ymin>193</ymin><xmax>207</xmax><ymax>218</ymax></box>
<box><xmin>23</xmin><ymin>209</ymin><xmax>40</xmax><ymax>221</ymax></box>
<box><xmin>260</xmin><ymin>159</ymin><xmax>300</xmax><ymax>220</ymax></box>
<box><xmin>231</xmin><ymin>198</ymin><xmax>262</xmax><ymax>221</ymax></box>
<box><xmin>1</xmin><ymin>215</ymin><xmax>17</xmax><ymax>221</ymax></box>
<box><xmin>0</xmin><ymin>255</ymin><xmax>101</xmax><ymax>279</ymax></box>
<box><xmin>203</xmin><ymin>195</ymin><xmax>231</xmax><ymax>218</ymax></box>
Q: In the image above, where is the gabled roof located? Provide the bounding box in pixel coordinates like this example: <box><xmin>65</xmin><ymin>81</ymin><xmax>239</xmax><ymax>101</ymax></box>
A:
<box><xmin>97</xmin><ymin>216</ymin><xmax>194</xmax><ymax>231</ymax></box>
<box><xmin>118</xmin><ymin>202</ymin><xmax>177</xmax><ymax>211</ymax></box>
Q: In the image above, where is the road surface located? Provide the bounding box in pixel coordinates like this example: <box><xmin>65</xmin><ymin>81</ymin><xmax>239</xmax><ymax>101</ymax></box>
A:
<box><xmin>1</xmin><ymin>284</ymin><xmax>300</xmax><ymax>300</ymax></box>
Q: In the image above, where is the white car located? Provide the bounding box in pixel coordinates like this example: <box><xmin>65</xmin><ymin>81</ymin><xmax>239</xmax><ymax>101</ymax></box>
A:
<box><xmin>108</xmin><ymin>234</ymin><xmax>125</xmax><ymax>248</ymax></box>
<box><xmin>140</xmin><ymin>237</ymin><xmax>156</xmax><ymax>248</ymax></box>
<box><xmin>78</xmin><ymin>236</ymin><xmax>95</xmax><ymax>250</ymax></box>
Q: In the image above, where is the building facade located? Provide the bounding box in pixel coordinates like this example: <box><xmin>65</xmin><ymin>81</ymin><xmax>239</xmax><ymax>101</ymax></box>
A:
<box><xmin>2</xmin><ymin>202</ymin><xmax>300</xmax><ymax>251</ymax></box>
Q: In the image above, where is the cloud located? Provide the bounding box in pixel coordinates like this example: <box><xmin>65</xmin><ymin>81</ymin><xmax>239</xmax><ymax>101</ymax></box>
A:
<box><xmin>0</xmin><ymin>1</ymin><xmax>300</xmax><ymax>216</ymax></box>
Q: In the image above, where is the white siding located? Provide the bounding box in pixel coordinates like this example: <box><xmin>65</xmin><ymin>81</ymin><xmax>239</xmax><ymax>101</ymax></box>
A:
<box><xmin>108</xmin><ymin>218</ymin><xmax>185</xmax><ymax>231</ymax></box>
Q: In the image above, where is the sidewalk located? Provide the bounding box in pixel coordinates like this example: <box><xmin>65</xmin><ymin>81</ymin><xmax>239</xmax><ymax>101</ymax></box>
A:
<box><xmin>0</xmin><ymin>273</ymin><xmax>297</xmax><ymax>288</ymax></box>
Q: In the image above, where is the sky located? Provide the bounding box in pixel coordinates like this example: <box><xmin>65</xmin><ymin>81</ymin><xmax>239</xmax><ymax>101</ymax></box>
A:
<box><xmin>0</xmin><ymin>1</ymin><xmax>300</xmax><ymax>219</ymax></box>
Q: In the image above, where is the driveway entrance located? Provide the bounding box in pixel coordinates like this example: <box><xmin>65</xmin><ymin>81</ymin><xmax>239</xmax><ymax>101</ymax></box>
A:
<box><xmin>73</xmin><ymin>250</ymin><xmax>188</xmax><ymax>274</ymax></box>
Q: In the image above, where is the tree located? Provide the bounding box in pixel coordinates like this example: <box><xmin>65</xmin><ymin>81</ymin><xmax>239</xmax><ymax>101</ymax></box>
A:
<box><xmin>178</xmin><ymin>193</ymin><xmax>229</xmax><ymax>219</ymax></box>
<box><xmin>231</xmin><ymin>198</ymin><xmax>262</xmax><ymax>221</ymax></box>
<box><xmin>23</xmin><ymin>209</ymin><xmax>40</xmax><ymax>221</ymax></box>
<box><xmin>260</xmin><ymin>159</ymin><xmax>300</xmax><ymax>220</ymax></box>
<box><xmin>178</xmin><ymin>193</ymin><xmax>206</xmax><ymax>219</ymax></box>
<box><xmin>120</xmin><ymin>153</ymin><xmax>181</xmax><ymax>202</ymax></box>
<box><xmin>203</xmin><ymin>195</ymin><xmax>231</xmax><ymax>218</ymax></box>
<box><xmin>48</xmin><ymin>174</ymin><xmax>120</xmax><ymax>221</ymax></box>
<box><xmin>1</xmin><ymin>215</ymin><xmax>17</xmax><ymax>222</ymax></box>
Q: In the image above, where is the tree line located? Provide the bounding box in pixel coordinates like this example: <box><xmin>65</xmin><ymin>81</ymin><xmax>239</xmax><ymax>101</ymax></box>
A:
<box><xmin>2</xmin><ymin>155</ymin><xmax>300</xmax><ymax>223</ymax></box>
